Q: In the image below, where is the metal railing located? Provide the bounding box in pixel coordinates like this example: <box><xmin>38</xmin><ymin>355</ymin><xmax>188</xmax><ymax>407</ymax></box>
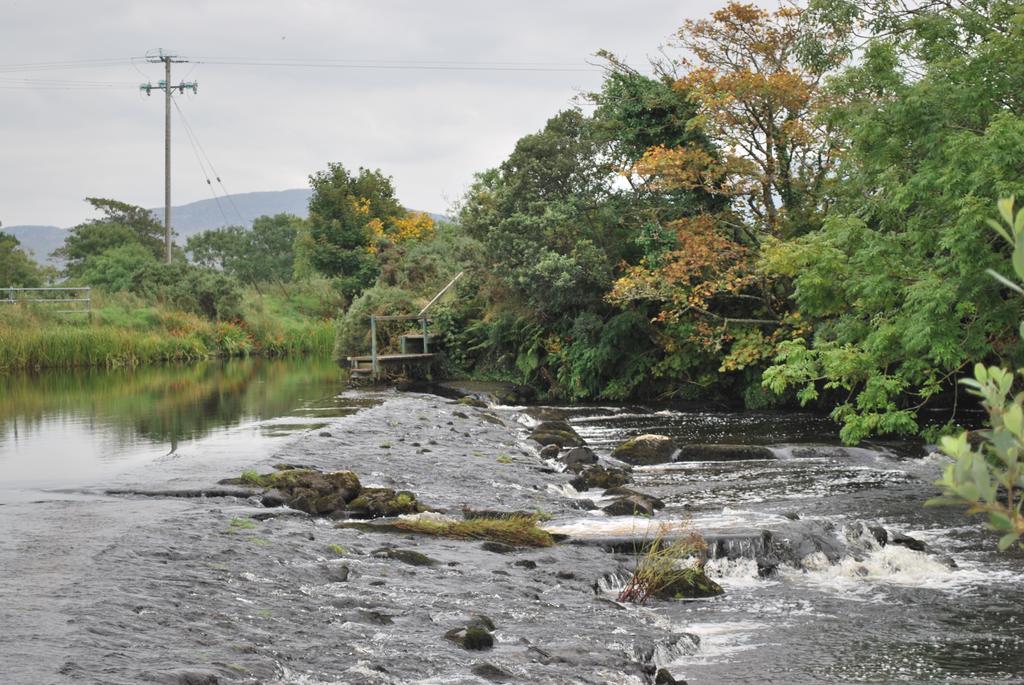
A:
<box><xmin>365</xmin><ymin>271</ymin><xmax>464</xmax><ymax>376</ymax></box>
<box><xmin>0</xmin><ymin>287</ymin><xmax>92</xmax><ymax>314</ymax></box>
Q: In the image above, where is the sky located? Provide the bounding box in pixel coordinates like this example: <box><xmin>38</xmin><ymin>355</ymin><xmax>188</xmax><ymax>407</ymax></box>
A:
<box><xmin>0</xmin><ymin>0</ymin><xmax>721</xmax><ymax>228</ymax></box>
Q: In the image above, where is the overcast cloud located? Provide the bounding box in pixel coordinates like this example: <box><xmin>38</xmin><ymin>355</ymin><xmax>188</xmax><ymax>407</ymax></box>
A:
<box><xmin>1</xmin><ymin>0</ymin><xmax>721</xmax><ymax>227</ymax></box>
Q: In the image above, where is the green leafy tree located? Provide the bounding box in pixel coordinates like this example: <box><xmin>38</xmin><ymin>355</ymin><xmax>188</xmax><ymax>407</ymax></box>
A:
<box><xmin>186</xmin><ymin>225</ymin><xmax>249</xmax><ymax>271</ymax></box>
<box><xmin>78</xmin><ymin>243</ymin><xmax>158</xmax><ymax>292</ymax></box>
<box><xmin>459</xmin><ymin>109</ymin><xmax>623</xmax><ymax>318</ymax></box>
<box><xmin>762</xmin><ymin>0</ymin><xmax>1024</xmax><ymax>442</ymax></box>
<box><xmin>186</xmin><ymin>214</ymin><xmax>302</xmax><ymax>290</ymax></box>
<box><xmin>306</xmin><ymin>164</ymin><xmax>403</xmax><ymax>297</ymax></box>
<box><xmin>0</xmin><ymin>230</ymin><xmax>46</xmax><ymax>287</ymax></box>
<box><xmin>56</xmin><ymin>198</ymin><xmax>165</xmax><ymax>277</ymax></box>
<box><xmin>248</xmin><ymin>213</ymin><xmax>301</xmax><ymax>284</ymax></box>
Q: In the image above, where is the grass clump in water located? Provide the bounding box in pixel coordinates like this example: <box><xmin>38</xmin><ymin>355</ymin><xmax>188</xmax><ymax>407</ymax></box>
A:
<box><xmin>393</xmin><ymin>515</ymin><xmax>554</xmax><ymax>548</ymax></box>
<box><xmin>617</xmin><ymin>521</ymin><xmax>719</xmax><ymax>603</ymax></box>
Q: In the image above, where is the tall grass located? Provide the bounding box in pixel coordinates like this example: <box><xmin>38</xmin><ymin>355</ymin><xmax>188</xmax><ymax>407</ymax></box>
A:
<box><xmin>0</xmin><ymin>288</ymin><xmax>337</xmax><ymax>372</ymax></box>
<box><xmin>617</xmin><ymin>521</ymin><xmax>709</xmax><ymax>604</ymax></box>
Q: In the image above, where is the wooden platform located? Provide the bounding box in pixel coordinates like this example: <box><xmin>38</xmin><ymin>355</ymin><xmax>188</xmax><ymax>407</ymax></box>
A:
<box><xmin>346</xmin><ymin>271</ymin><xmax>463</xmax><ymax>380</ymax></box>
<box><xmin>347</xmin><ymin>352</ymin><xmax>439</xmax><ymax>377</ymax></box>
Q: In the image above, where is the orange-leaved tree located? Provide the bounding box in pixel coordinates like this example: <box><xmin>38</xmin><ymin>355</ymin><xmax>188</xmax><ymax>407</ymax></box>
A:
<box><xmin>609</xmin><ymin>2</ymin><xmax>844</xmax><ymax>382</ymax></box>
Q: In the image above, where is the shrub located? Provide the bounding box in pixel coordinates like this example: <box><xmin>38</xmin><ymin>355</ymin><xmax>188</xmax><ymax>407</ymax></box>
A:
<box><xmin>130</xmin><ymin>262</ymin><xmax>243</xmax><ymax>321</ymax></box>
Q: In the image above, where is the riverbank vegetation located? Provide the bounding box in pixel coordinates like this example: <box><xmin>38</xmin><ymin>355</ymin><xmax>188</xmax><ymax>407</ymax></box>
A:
<box><xmin>0</xmin><ymin>285</ymin><xmax>335</xmax><ymax>371</ymax></box>
<box><xmin>0</xmin><ymin>198</ymin><xmax>339</xmax><ymax>370</ymax></box>
<box><xmin>317</xmin><ymin>0</ymin><xmax>1024</xmax><ymax>444</ymax></box>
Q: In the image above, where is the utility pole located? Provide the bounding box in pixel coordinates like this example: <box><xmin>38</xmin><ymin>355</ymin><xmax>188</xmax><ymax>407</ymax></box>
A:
<box><xmin>140</xmin><ymin>49</ymin><xmax>197</xmax><ymax>264</ymax></box>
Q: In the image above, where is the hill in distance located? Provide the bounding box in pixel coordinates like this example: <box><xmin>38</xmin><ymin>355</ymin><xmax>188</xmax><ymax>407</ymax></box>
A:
<box><xmin>4</xmin><ymin>189</ymin><xmax>445</xmax><ymax>266</ymax></box>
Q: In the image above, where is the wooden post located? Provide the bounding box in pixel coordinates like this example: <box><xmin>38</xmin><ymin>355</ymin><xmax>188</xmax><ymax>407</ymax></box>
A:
<box><xmin>370</xmin><ymin>316</ymin><xmax>379</xmax><ymax>378</ymax></box>
<box><xmin>421</xmin><ymin>316</ymin><xmax>429</xmax><ymax>354</ymax></box>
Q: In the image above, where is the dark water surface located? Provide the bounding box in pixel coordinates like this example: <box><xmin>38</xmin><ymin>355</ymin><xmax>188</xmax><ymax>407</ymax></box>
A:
<box><xmin>0</xmin><ymin>357</ymin><xmax>370</xmax><ymax>499</ymax></box>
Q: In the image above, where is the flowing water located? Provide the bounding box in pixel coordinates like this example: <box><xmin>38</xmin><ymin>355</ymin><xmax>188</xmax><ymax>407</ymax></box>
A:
<box><xmin>544</xmin><ymin>405</ymin><xmax>1024</xmax><ymax>683</ymax></box>
<box><xmin>1</xmin><ymin>364</ymin><xmax>1022</xmax><ymax>683</ymax></box>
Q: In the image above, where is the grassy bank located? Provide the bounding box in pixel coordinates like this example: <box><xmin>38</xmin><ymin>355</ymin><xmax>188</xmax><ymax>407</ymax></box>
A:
<box><xmin>0</xmin><ymin>288</ymin><xmax>336</xmax><ymax>371</ymax></box>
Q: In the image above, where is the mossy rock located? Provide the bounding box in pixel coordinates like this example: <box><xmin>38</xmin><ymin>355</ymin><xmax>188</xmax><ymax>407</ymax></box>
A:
<box><xmin>457</xmin><ymin>396</ymin><xmax>488</xmax><ymax>408</ymax></box>
<box><xmin>570</xmin><ymin>465</ymin><xmax>630</xmax><ymax>491</ymax></box>
<box><xmin>611</xmin><ymin>434</ymin><xmax>677</xmax><ymax>465</ymax></box>
<box><xmin>653</xmin><ymin>567</ymin><xmax>724</xmax><ymax>600</ymax></box>
<box><xmin>346</xmin><ymin>488</ymin><xmax>424</xmax><ymax>519</ymax></box>
<box><xmin>674</xmin><ymin>444</ymin><xmax>775</xmax><ymax>462</ymax></box>
<box><xmin>444</xmin><ymin>624</ymin><xmax>494</xmax><ymax>650</ymax></box>
<box><xmin>529</xmin><ymin>420</ymin><xmax>584</xmax><ymax>448</ymax></box>
<box><xmin>223</xmin><ymin>468</ymin><xmax>362</xmax><ymax>517</ymax></box>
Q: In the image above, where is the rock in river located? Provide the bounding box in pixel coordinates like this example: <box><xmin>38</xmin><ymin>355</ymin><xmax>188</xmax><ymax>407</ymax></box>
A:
<box><xmin>570</xmin><ymin>465</ymin><xmax>630</xmax><ymax>491</ymax></box>
<box><xmin>221</xmin><ymin>468</ymin><xmax>362</xmax><ymax>518</ymax></box>
<box><xmin>602</xmin><ymin>495</ymin><xmax>659</xmax><ymax>518</ymax></box>
<box><xmin>372</xmin><ymin>547</ymin><xmax>439</xmax><ymax>566</ymax></box>
<box><xmin>539</xmin><ymin>444</ymin><xmax>561</xmax><ymax>459</ymax></box>
<box><xmin>346</xmin><ymin>488</ymin><xmax>425</xmax><ymax>519</ymax></box>
<box><xmin>528</xmin><ymin>420</ymin><xmax>585</xmax><ymax>448</ymax></box>
<box><xmin>652</xmin><ymin>568</ymin><xmax>724</xmax><ymax>600</ymax></box>
<box><xmin>674</xmin><ymin>444</ymin><xmax>775</xmax><ymax>462</ymax></box>
<box><xmin>561</xmin><ymin>446</ymin><xmax>598</xmax><ymax>471</ymax></box>
<box><xmin>611</xmin><ymin>434</ymin><xmax>677</xmax><ymax>465</ymax></box>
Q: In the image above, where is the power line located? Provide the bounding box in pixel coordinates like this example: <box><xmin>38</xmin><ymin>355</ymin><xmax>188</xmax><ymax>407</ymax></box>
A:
<box><xmin>172</xmin><ymin>96</ymin><xmax>245</xmax><ymax>225</ymax></box>
<box><xmin>172</xmin><ymin>96</ymin><xmax>232</xmax><ymax>228</ymax></box>
<box><xmin>0</xmin><ymin>76</ymin><xmax>136</xmax><ymax>86</ymax></box>
<box><xmin>0</xmin><ymin>57</ymin><xmax>135</xmax><ymax>73</ymax></box>
<box><xmin>190</xmin><ymin>57</ymin><xmax>598</xmax><ymax>72</ymax></box>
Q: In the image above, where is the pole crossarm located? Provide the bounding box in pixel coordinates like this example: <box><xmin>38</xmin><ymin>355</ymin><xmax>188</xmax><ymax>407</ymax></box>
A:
<box><xmin>138</xmin><ymin>48</ymin><xmax>198</xmax><ymax>264</ymax></box>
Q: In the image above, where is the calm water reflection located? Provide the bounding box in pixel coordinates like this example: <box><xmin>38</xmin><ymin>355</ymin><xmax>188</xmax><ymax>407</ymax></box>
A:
<box><xmin>0</xmin><ymin>357</ymin><xmax>362</xmax><ymax>493</ymax></box>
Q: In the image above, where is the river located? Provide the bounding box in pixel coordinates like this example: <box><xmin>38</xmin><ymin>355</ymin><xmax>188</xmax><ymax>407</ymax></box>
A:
<box><xmin>1</xmin><ymin>360</ymin><xmax>1022</xmax><ymax>683</ymax></box>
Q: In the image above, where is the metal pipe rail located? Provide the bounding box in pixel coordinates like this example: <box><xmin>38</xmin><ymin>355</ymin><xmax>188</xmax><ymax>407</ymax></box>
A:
<box><xmin>1</xmin><ymin>286</ymin><xmax>92</xmax><ymax>314</ymax></box>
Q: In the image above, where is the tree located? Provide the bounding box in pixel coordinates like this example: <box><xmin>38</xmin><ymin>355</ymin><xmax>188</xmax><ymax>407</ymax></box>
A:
<box><xmin>186</xmin><ymin>225</ymin><xmax>248</xmax><ymax>272</ymax></box>
<box><xmin>248</xmin><ymin>213</ymin><xmax>302</xmax><ymax>284</ymax></box>
<box><xmin>762</xmin><ymin>0</ymin><xmax>1024</xmax><ymax>442</ymax></box>
<box><xmin>78</xmin><ymin>243</ymin><xmax>157</xmax><ymax>292</ymax></box>
<box><xmin>56</xmin><ymin>198</ymin><xmax>165</xmax><ymax>277</ymax></box>
<box><xmin>186</xmin><ymin>213</ymin><xmax>303</xmax><ymax>290</ymax></box>
<box><xmin>0</xmin><ymin>230</ymin><xmax>46</xmax><ymax>288</ymax></box>
<box><xmin>602</xmin><ymin>3</ymin><xmax>843</xmax><ymax>398</ymax></box>
<box><xmin>636</xmin><ymin>2</ymin><xmax>845</xmax><ymax>239</ymax></box>
<box><xmin>459</xmin><ymin>109</ymin><xmax>623</xmax><ymax>318</ymax></box>
<box><xmin>306</xmin><ymin>164</ymin><xmax>404</xmax><ymax>297</ymax></box>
